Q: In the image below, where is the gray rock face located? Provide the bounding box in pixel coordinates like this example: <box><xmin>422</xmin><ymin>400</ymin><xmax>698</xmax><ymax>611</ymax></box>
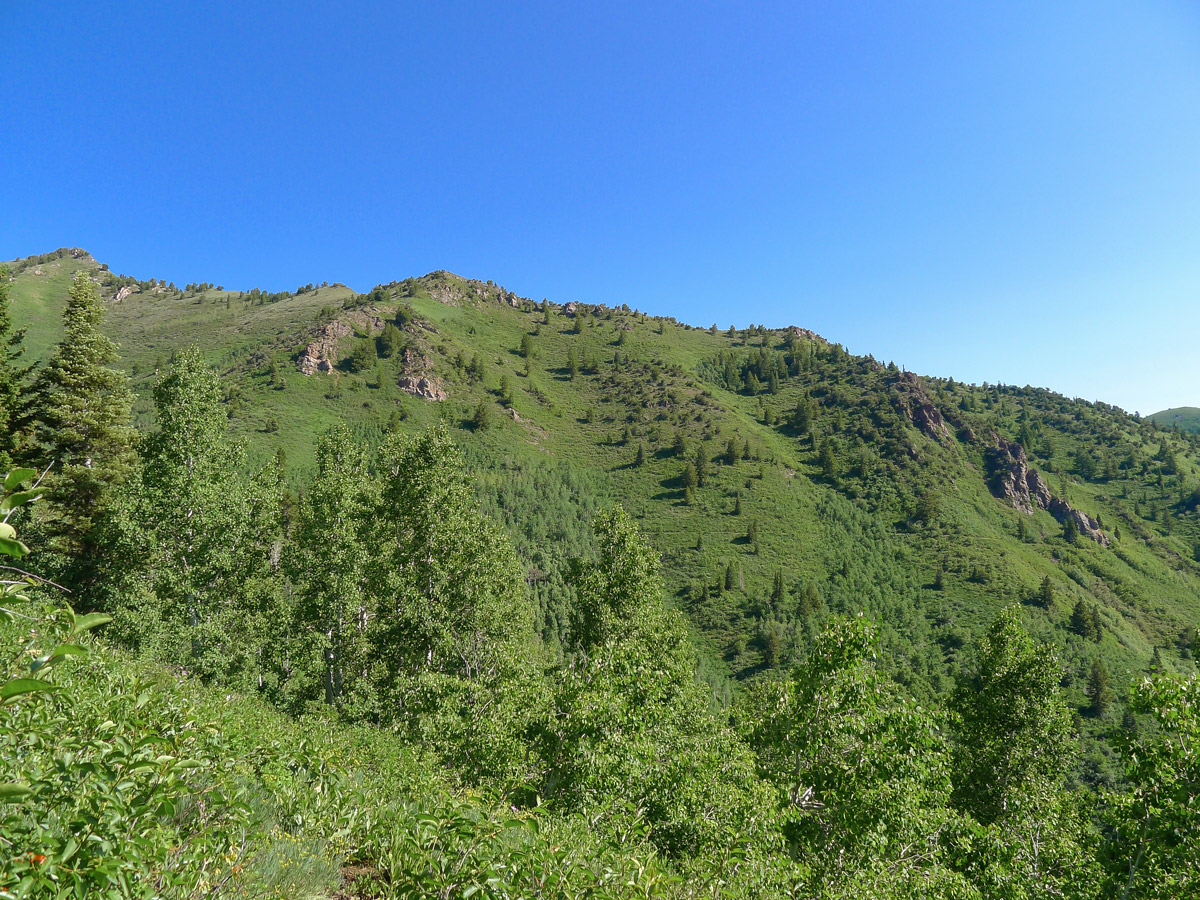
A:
<box><xmin>296</xmin><ymin>310</ymin><xmax>387</xmax><ymax>375</ymax></box>
<box><xmin>398</xmin><ymin>375</ymin><xmax>447</xmax><ymax>401</ymax></box>
<box><xmin>892</xmin><ymin>372</ymin><xmax>952</xmax><ymax>443</ymax></box>
<box><xmin>297</xmin><ymin>321</ymin><xmax>353</xmax><ymax>375</ymax></box>
<box><xmin>985</xmin><ymin>435</ymin><xmax>1108</xmax><ymax>545</ymax></box>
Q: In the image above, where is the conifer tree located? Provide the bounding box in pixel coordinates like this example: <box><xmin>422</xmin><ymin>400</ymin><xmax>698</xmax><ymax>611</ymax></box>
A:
<box><xmin>1086</xmin><ymin>658</ymin><xmax>1112</xmax><ymax>716</ymax></box>
<box><xmin>29</xmin><ymin>271</ymin><xmax>135</xmax><ymax>564</ymax></box>
<box><xmin>0</xmin><ymin>267</ymin><xmax>34</xmax><ymax>469</ymax></box>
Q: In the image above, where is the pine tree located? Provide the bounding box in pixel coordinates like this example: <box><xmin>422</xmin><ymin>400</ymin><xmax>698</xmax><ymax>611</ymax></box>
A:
<box><xmin>376</xmin><ymin>321</ymin><xmax>403</xmax><ymax>358</ymax></box>
<box><xmin>472</xmin><ymin>400</ymin><xmax>492</xmax><ymax>431</ymax></box>
<box><xmin>694</xmin><ymin>446</ymin><xmax>709</xmax><ymax>487</ymax></box>
<box><xmin>1038</xmin><ymin>574</ymin><xmax>1056</xmax><ymax>609</ymax></box>
<box><xmin>771</xmin><ymin>568</ymin><xmax>785</xmax><ymax>605</ymax></box>
<box><xmin>29</xmin><ymin>271</ymin><xmax>135</xmax><ymax>564</ymax></box>
<box><xmin>0</xmin><ymin>267</ymin><xmax>34</xmax><ymax>468</ymax></box>
<box><xmin>347</xmin><ymin>336</ymin><xmax>377</xmax><ymax>373</ymax></box>
<box><xmin>1085</xmin><ymin>658</ymin><xmax>1112</xmax><ymax>716</ymax></box>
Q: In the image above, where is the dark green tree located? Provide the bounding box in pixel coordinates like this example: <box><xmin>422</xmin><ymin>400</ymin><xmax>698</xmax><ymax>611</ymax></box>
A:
<box><xmin>1086</xmin><ymin>658</ymin><xmax>1112</xmax><ymax>717</ymax></box>
<box><xmin>346</xmin><ymin>336</ymin><xmax>377</xmax><ymax>373</ymax></box>
<box><xmin>28</xmin><ymin>271</ymin><xmax>135</xmax><ymax>564</ymax></box>
<box><xmin>376</xmin><ymin>321</ymin><xmax>403</xmax><ymax>358</ymax></box>
<box><xmin>0</xmin><ymin>267</ymin><xmax>34</xmax><ymax>468</ymax></box>
<box><xmin>471</xmin><ymin>400</ymin><xmax>492</xmax><ymax>431</ymax></box>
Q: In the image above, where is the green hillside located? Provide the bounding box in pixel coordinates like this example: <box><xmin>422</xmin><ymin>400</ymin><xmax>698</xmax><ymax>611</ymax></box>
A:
<box><xmin>1150</xmin><ymin>406</ymin><xmax>1200</xmax><ymax>433</ymax></box>
<box><xmin>4</xmin><ymin>248</ymin><xmax>1200</xmax><ymax>898</ymax></box>
<box><xmin>7</xmin><ymin>249</ymin><xmax>1200</xmax><ymax>700</ymax></box>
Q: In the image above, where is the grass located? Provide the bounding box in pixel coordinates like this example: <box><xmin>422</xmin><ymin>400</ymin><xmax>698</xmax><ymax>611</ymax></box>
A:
<box><xmin>7</xmin><ymin>252</ymin><xmax>1200</xmax><ymax>705</ymax></box>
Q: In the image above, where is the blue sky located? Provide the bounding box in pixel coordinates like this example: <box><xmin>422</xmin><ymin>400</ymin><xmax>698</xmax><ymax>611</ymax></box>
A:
<box><xmin>3</xmin><ymin>1</ymin><xmax>1199</xmax><ymax>414</ymax></box>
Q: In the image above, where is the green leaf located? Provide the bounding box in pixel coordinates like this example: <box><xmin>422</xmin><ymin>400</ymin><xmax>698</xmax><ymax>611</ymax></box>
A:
<box><xmin>3</xmin><ymin>488</ymin><xmax>45</xmax><ymax>510</ymax></box>
<box><xmin>31</xmin><ymin>644</ymin><xmax>87</xmax><ymax>672</ymax></box>
<box><xmin>0</xmin><ymin>678</ymin><xmax>57</xmax><ymax>703</ymax></box>
<box><xmin>0</xmin><ymin>534</ymin><xmax>30</xmax><ymax>558</ymax></box>
<box><xmin>3</xmin><ymin>469</ymin><xmax>36</xmax><ymax>490</ymax></box>
<box><xmin>70</xmin><ymin>613</ymin><xmax>112</xmax><ymax>636</ymax></box>
<box><xmin>0</xmin><ymin>782</ymin><xmax>32</xmax><ymax>801</ymax></box>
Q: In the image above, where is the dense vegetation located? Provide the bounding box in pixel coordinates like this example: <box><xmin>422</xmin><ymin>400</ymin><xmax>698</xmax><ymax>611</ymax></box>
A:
<box><xmin>1</xmin><ymin>253</ymin><xmax>1197</xmax><ymax>897</ymax></box>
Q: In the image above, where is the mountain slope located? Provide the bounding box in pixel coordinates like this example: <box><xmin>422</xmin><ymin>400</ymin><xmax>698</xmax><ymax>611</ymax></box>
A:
<box><xmin>1151</xmin><ymin>406</ymin><xmax>1200</xmax><ymax>434</ymax></box>
<box><xmin>6</xmin><ymin>250</ymin><xmax>1199</xmax><ymax>707</ymax></box>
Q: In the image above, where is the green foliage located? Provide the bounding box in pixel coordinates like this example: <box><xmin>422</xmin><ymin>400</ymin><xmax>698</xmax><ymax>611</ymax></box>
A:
<box><xmin>377</xmin><ymin>321</ymin><xmax>404</xmax><ymax>359</ymax></box>
<box><xmin>27</xmin><ymin>271</ymin><xmax>135</xmax><ymax>561</ymax></box>
<box><xmin>0</xmin><ymin>268</ymin><xmax>34</xmax><ymax>469</ymax></box>
<box><xmin>100</xmin><ymin>348</ymin><xmax>282</xmax><ymax>685</ymax></box>
<box><xmin>951</xmin><ymin>607</ymin><xmax>1099</xmax><ymax>898</ymax></box>
<box><xmin>347</xmin><ymin>336</ymin><xmax>378</xmax><ymax>373</ymax></box>
<box><xmin>546</xmin><ymin>507</ymin><xmax>769</xmax><ymax>857</ymax></box>
<box><xmin>744</xmin><ymin>616</ymin><xmax>971</xmax><ymax>896</ymax></box>
<box><xmin>1106</xmin><ymin>671</ymin><xmax>1200</xmax><ymax>899</ymax></box>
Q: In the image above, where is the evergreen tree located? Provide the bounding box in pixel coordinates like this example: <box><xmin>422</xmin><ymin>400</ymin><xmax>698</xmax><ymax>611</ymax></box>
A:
<box><xmin>346</xmin><ymin>336</ymin><xmax>377</xmax><ymax>373</ymax></box>
<box><xmin>771</xmin><ymin>568</ymin><xmax>785</xmax><ymax>605</ymax></box>
<box><xmin>818</xmin><ymin>439</ymin><xmax>837</xmax><ymax>478</ymax></box>
<box><xmin>0</xmin><ymin>267</ymin><xmax>34</xmax><ymax>468</ymax></box>
<box><xmin>1086</xmin><ymin>658</ymin><xmax>1112</xmax><ymax>716</ymax></box>
<box><xmin>1038</xmin><ymin>574</ymin><xmax>1056</xmax><ymax>609</ymax></box>
<box><xmin>376</xmin><ymin>321</ymin><xmax>403</xmax><ymax>358</ymax></box>
<box><xmin>472</xmin><ymin>400</ymin><xmax>492</xmax><ymax>431</ymax></box>
<box><xmin>29</xmin><ymin>271</ymin><xmax>135</xmax><ymax>565</ymax></box>
<box><xmin>694</xmin><ymin>445</ymin><xmax>709</xmax><ymax>487</ymax></box>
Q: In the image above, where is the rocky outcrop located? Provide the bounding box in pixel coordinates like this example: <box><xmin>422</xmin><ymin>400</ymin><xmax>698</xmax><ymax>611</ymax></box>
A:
<box><xmin>892</xmin><ymin>372</ymin><xmax>952</xmax><ymax>443</ymax></box>
<box><xmin>563</xmin><ymin>301</ymin><xmax>579</xmax><ymax>316</ymax></box>
<box><xmin>113</xmin><ymin>285</ymin><xmax>136</xmax><ymax>303</ymax></box>
<box><xmin>296</xmin><ymin>309</ymin><xmax>387</xmax><ymax>375</ymax></box>
<box><xmin>986</xmin><ymin>434</ymin><xmax>1109</xmax><ymax>545</ymax></box>
<box><xmin>786</xmin><ymin>325</ymin><xmax>824</xmax><ymax>343</ymax></box>
<box><xmin>297</xmin><ymin>321</ymin><xmax>353</xmax><ymax>375</ymax></box>
<box><xmin>398</xmin><ymin>375</ymin><xmax>446</xmax><ymax>401</ymax></box>
<box><xmin>986</xmin><ymin>436</ymin><xmax>1051</xmax><ymax>513</ymax></box>
<box><xmin>1048</xmin><ymin>498</ymin><xmax>1109</xmax><ymax>545</ymax></box>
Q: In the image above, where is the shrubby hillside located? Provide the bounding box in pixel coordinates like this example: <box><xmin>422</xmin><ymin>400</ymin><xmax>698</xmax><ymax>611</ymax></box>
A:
<box><xmin>1</xmin><ymin>251</ymin><xmax>1197</xmax><ymax>897</ymax></box>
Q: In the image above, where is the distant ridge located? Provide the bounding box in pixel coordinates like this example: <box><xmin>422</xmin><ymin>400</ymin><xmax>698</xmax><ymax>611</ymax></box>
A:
<box><xmin>1149</xmin><ymin>407</ymin><xmax>1200</xmax><ymax>433</ymax></box>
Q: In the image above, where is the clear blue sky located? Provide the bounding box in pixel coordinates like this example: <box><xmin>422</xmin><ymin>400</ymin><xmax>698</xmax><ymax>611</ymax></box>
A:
<box><xmin>4</xmin><ymin>1</ymin><xmax>1199</xmax><ymax>414</ymax></box>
